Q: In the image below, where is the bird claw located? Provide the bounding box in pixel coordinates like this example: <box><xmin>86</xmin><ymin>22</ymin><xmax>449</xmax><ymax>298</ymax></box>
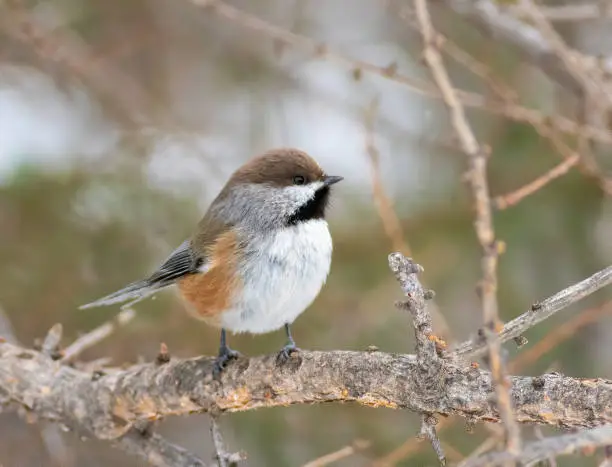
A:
<box><xmin>213</xmin><ymin>347</ymin><xmax>241</xmax><ymax>378</ymax></box>
<box><xmin>276</xmin><ymin>343</ymin><xmax>300</xmax><ymax>364</ymax></box>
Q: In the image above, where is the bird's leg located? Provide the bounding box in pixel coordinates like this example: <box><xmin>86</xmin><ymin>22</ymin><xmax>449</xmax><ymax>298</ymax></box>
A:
<box><xmin>213</xmin><ymin>329</ymin><xmax>240</xmax><ymax>377</ymax></box>
<box><xmin>277</xmin><ymin>323</ymin><xmax>300</xmax><ymax>363</ymax></box>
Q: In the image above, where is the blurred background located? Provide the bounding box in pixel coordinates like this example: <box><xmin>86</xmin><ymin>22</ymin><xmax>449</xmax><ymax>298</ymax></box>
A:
<box><xmin>1</xmin><ymin>0</ymin><xmax>612</xmax><ymax>465</ymax></box>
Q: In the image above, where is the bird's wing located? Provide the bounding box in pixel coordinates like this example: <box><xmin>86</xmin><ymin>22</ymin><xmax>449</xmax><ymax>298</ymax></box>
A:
<box><xmin>79</xmin><ymin>239</ymin><xmax>204</xmax><ymax>310</ymax></box>
<box><xmin>148</xmin><ymin>239</ymin><xmax>205</xmax><ymax>284</ymax></box>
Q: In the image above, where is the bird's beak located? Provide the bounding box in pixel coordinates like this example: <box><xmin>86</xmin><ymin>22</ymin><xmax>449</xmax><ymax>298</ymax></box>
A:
<box><xmin>322</xmin><ymin>175</ymin><xmax>344</xmax><ymax>186</ymax></box>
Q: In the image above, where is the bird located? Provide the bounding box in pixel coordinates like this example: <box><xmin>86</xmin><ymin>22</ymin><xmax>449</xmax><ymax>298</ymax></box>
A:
<box><xmin>80</xmin><ymin>148</ymin><xmax>343</xmax><ymax>374</ymax></box>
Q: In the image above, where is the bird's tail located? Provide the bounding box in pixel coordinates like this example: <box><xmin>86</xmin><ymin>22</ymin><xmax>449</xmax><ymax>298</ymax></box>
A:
<box><xmin>79</xmin><ymin>280</ymin><xmax>165</xmax><ymax>310</ymax></box>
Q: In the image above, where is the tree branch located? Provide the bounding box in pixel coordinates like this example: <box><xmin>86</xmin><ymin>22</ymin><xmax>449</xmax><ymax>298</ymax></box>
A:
<box><xmin>443</xmin><ymin>0</ymin><xmax>612</xmax><ymax>98</ymax></box>
<box><xmin>61</xmin><ymin>308</ymin><xmax>135</xmax><ymax>363</ymax></box>
<box><xmin>115</xmin><ymin>429</ymin><xmax>210</xmax><ymax>467</ymax></box>
<box><xmin>2</xmin><ymin>255</ymin><xmax>612</xmax><ymax>465</ymax></box>
<box><xmin>516</xmin><ymin>0</ymin><xmax>612</xmax><ymax>107</ymax></box>
<box><xmin>453</xmin><ymin>264</ymin><xmax>612</xmax><ymax>359</ymax></box>
<box><xmin>415</xmin><ymin>0</ymin><xmax>520</xmax><ymax>456</ymax></box>
<box><xmin>461</xmin><ymin>424</ymin><xmax>612</xmax><ymax>467</ymax></box>
<box><xmin>3</xmin><ymin>334</ymin><xmax>612</xmax><ymax>435</ymax></box>
<box><xmin>187</xmin><ymin>0</ymin><xmax>612</xmax><ymax>146</ymax></box>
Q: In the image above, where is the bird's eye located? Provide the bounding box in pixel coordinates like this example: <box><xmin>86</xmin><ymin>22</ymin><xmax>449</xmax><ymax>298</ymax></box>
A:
<box><xmin>293</xmin><ymin>175</ymin><xmax>306</xmax><ymax>185</ymax></box>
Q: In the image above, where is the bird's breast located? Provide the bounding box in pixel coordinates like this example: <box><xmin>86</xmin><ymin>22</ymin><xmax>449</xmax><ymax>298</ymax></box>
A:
<box><xmin>222</xmin><ymin>219</ymin><xmax>333</xmax><ymax>334</ymax></box>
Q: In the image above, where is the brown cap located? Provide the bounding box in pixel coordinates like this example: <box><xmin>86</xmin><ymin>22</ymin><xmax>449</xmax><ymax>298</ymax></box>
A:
<box><xmin>230</xmin><ymin>148</ymin><xmax>326</xmax><ymax>187</ymax></box>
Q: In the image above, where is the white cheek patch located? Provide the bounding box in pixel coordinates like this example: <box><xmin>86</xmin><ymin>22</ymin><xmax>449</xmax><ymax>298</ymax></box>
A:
<box><xmin>280</xmin><ymin>181</ymin><xmax>323</xmax><ymax>212</ymax></box>
<box><xmin>216</xmin><ymin>181</ymin><xmax>326</xmax><ymax>229</ymax></box>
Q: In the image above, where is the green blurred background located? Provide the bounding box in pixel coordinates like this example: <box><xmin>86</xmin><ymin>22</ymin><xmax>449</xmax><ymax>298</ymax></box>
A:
<box><xmin>1</xmin><ymin>0</ymin><xmax>612</xmax><ymax>466</ymax></box>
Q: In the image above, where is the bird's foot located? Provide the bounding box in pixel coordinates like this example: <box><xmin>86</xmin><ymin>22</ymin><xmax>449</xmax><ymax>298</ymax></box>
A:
<box><xmin>213</xmin><ymin>346</ymin><xmax>241</xmax><ymax>378</ymax></box>
<box><xmin>276</xmin><ymin>342</ymin><xmax>300</xmax><ymax>364</ymax></box>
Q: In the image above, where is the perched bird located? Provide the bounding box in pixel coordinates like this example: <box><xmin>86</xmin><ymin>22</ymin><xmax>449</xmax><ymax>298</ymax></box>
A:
<box><xmin>80</xmin><ymin>148</ymin><xmax>343</xmax><ymax>373</ymax></box>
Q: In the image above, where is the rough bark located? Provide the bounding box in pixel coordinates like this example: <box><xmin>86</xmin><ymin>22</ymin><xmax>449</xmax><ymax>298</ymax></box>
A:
<box><xmin>2</xmin><ymin>341</ymin><xmax>612</xmax><ymax>441</ymax></box>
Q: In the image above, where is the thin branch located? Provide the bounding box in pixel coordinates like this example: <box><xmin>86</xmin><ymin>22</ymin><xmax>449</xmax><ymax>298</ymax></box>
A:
<box><xmin>533</xmin><ymin>426</ymin><xmax>558</xmax><ymax>467</ymax></box>
<box><xmin>186</xmin><ymin>0</ymin><xmax>612</xmax><ymax>146</ymax></box>
<box><xmin>388</xmin><ymin>253</ymin><xmax>439</xmax><ymax>365</ymax></box>
<box><xmin>209</xmin><ymin>413</ymin><xmax>243</xmax><ymax>467</ymax></box>
<box><xmin>453</xmin><ymin>264</ymin><xmax>612</xmax><ymax>359</ymax></box>
<box><xmin>115</xmin><ymin>428</ymin><xmax>210</xmax><ymax>467</ymax></box>
<box><xmin>370</xmin><ymin>418</ymin><xmax>453</xmax><ymax>467</ymax></box>
<box><xmin>516</xmin><ymin>0</ymin><xmax>612</xmax><ymax>107</ymax></box>
<box><xmin>302</xmin><ymin>439</ymin><xmax>370</xmax><ymax>467</ymax></box>
<box><xmin>419</xmin><ymin>414</ymin><xmax>446</xmax><ymax>466</ymax></box>
<box><xmin>210</xmin><ymin>414</ymin><xmax>227</xmax><ymax>467</ymax></box>
<box><xmin>460</xmin><ymin>432</ymin><xmax>504</xmax><ymax>467</ymax></box>
<box><xmin>508</xmin><ymin>301</ymin><xmax>612</xmax><ymax>372</ymax></box>
<box><xmin>41</xmin><ymin>324</ymin><xmax>63</xmax><ymax>358</ymax></box>
<box><xmin>374</xmin><ymin>300</ymin><xmax>612</xmax><ymax>466</ymax></box>
<box><xmin>388</xmin><ymin>252</ymin><xmax>445</xmax><ymax>461</ymax></box>
<box><xmin>444</xmin><ymin>0</ymin><xmax>612</xmax><ymax>98</ymax></box>
<box><xmin>364</xmin><ymin>100</ymin><xmax>411</xmax><ymax>255</ymax></box>
<box><xmin>505</xmin><ymin>3</ymin><xmax>612</xmax><ymax>22</ymax></box>
<box><xmin>527</xmin><ymin>117</ymin><xmax>612</xmax><ymax>197</ymax></box>
<box><xmin>391</xmin><ymin>0</ymin><xmax>612</xmax><ymax>198</ymax></box>
<box><xmin>61</xmin><ymin>309</ymin><xmax>136</xmax><ymax>363</ymax></box>
<box><xmin>0</xmin><ymin>1</ymin><xmax>151</xmax><ymax>122</ymax></box>
<box><xmin>494</xmin><ymin>154</ymin><xmax>580</xmax><ymax>210</ymax></box>
<box><xmin>462</xmin><ymin>424</ymin><xmax>612</xmax><ymax>467</ymax></box>
<box><xmin>415</xmin><ymin>0</ymin><xmax>520</xmax><ymax>456</ymax></box>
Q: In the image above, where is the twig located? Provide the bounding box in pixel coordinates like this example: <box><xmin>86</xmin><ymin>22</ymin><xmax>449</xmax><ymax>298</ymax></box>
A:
<box><xmin>390</xmin><ymin>0</ymin><xmax>519</xmax><ymax>103</ymax></box>
<box><xmin>61</xmin><ymin>308</ymin><xmax>136</xmax><ymax>363</ymax></box>
<box><xmin>41</xmin><ymin>324</ymin><xmax>63</xmax><ymax>358</ymax></box>
<box><xmin>389</xmin><ymin>253</ymin><xmax>439</xmax><ymax>364</ymax></box>
<box><xmin>370</xmin><ymin>417</ymin><xmax>453</xmax><ymax>467</ymax></box>
<box><xmin>186</xmin><ymin>0</ymin><xmax>612</xmax><ymax>146</ymax></box>
<box><xmin>505</xmin><ymin>3</ymin><xmax>612</xmax><ymax>22</ymax></box>
<box><xmin>389</xmin><ymin>253</ymin><xmax>445</xmax><ymax>461</ymax></box>
<box><xmin>494</xmin><ymin>154</ymin><xmax>580</xmax><ymax>210</ymax></box>
<box><xmin>459</xmin><ymin>432</ymin><xmax>504</xmax><ymax>467</ymax></box>
<box><xmin>528</xmin><ymin>117</ymin><xmax>612</xmax><ymax>197</ymax></box>
<box><xmin>364</xmin><ymin>100</ymin><xmax>410</xmax><ymax>255</ymax></box>
<box><xmin>534</xmin><ymin>426</ymin><xmax>557</xmax><ymax>467</ymax></box>
<box><xmin>391</xmin><ymin>0</ymin><xmax>612</xmax><ymax>199</ymax></box>
<box><xmin>453</xmin><ymin>264</ymin><xmax>612</xmax><ymax>359</ymax></box>
<box><xmin>439</xmin><ymin>440</ymin><xmax>466</xmax><ymax>464</ymax></box>
<box><xmin>462</xmin><ymin>424</ymin><xmax>612</xmax><ymax>467</ymax></box>
<box><xmin>0</xmin><ymin>1</ymin><xmax>151</xmax><ymax>122</ymax></box>
<box><xmin>516</xmin><ymin>0</ymin><xmax>612</xmax><ymax>107</ymax></box>
<box><xmin>209</xmin><ymin>413</ymin><xmax>243</xmax><ymax>467</ymax></box>
<box><xmin>116</xmin><ymin>428</ymin><xmax>209</xmax><ymax>467</ymax></box>
<box><xmin>419</xmin><ymin>414</ymin><xmax>446</xmax><ymax>466</ymax></box>
<box><xmin>508</xmin><ymin>301</ymin><xmax>612</xmax><ymax>372</ymax></box>
<box><xmin>414</xmin><ymin>0</ymin><xmax>520</xmax><ymax>456</ymax></box>
<box><xmin>444</xmin><ymin>0</ymin><xmax>612</xmax><ymax>98</ymax></box>
<box><xmin>375</xmin><ymin>301</ymin><xmax>612</xmax><ymax>466</ymax></box>
<box><xmin>302</xmin><ymin>439</ymin><xmax>370</xmax><ymax>467</ymax></box>
<box><xmin>210</xmin><ymin>414</ymin><xmax>228</xmax><ymax>467</ymax></box>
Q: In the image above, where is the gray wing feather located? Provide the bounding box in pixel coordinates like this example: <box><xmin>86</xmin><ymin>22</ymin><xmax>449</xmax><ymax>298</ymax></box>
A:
<box><xmin>79</xmin><ymin>240</ymin><xmax>205</xmax><ymax>310</ymax></box>
<box><xmin>148</xmin><ymin>240</ymin><xmax>199</xmax><ymax>283</ymax></box>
